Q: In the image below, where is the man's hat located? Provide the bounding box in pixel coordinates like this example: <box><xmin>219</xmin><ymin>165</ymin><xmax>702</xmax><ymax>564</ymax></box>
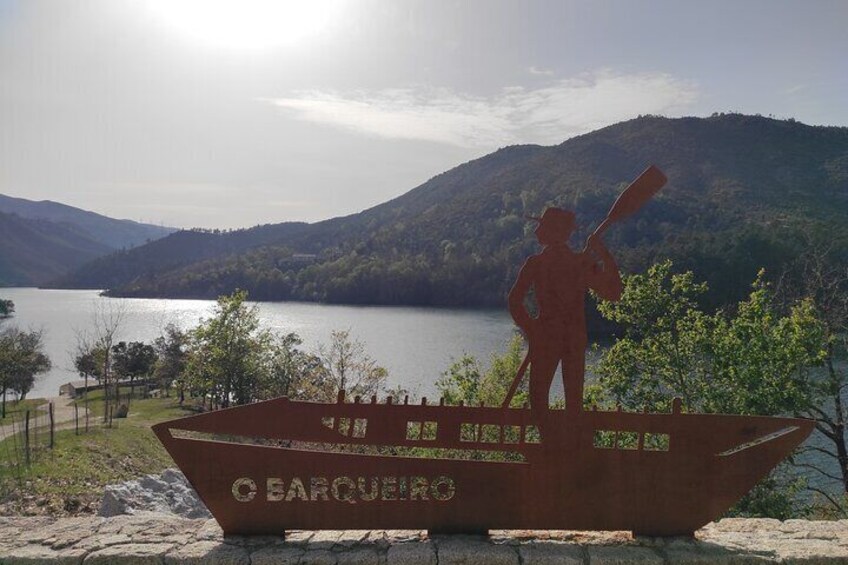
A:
<box><xmin>527</xmin><ymin>207</ymin><xmax>575</xmax><ymax>240</ymax></box>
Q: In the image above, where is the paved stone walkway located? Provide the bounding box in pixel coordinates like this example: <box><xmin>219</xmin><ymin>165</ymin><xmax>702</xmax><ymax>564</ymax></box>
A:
<box><xmin>0</xmin><ymin>516</ymin><xmax>846</xmax><ymax>564</ymax></box>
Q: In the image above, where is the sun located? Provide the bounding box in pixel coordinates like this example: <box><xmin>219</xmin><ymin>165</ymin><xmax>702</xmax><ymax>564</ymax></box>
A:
<box><xmin>144</xmin><ymin>0</ymin><xmax>345</xmax><ymax>50</ymax></box>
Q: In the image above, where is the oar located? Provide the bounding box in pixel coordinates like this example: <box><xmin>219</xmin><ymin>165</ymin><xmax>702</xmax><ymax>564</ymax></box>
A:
<box><xmin>501</xmin><ymin>165</ymin><xmax>668</xmax><ymax>410</ymax></box>
<box><xmin>501</xmin><ymin>354</ymin><xmax>530</xmax><ymax>408</ymax></box>
<box><xmin>585</xmin><ymin>164</ymin><xmax>667</xmax><ymax>245</ymax></box>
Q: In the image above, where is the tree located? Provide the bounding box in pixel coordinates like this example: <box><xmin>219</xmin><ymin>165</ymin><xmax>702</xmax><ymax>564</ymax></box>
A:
<box><xmin>0</xmin><ymin>299</ymin><xmax>13</xmax><ymax>319</ymax></box>
<box><xmin>153</xmin><ymin>324</ymin><xmax>188</xmax><ymax>401</ymax></box>
<box><xmin>77</xmin><ymin>301</ymin><xmax>126</xmax><ymax>422</ymax></box>
<box><xmin>0</xmin><ymin>328</ymin><xmax>51</xmax><ymax>417</ymax></box>
<box><xmin>112</xmin><ymin>340</ymin><xmax>156</xmax><ymax>405</ymax></box>
<box><xmin>594</xmin><ymin>262</ymin><xmax>824</xmax><ymax>415</ymax></box>
<box><xmin>73</xmin><ymin>343</ymin><xmax>102</xmax><ymax>431</ymax></box>
<box><xmin>260</xmin><ymin>332</ymin><xmax>328</xmax><ymax>401</ymax></box>
<box><xmin>775</xmin><ymin>247</ymin><xmax>848</xmax><ymax>506</ymax></box>
<box><xmin>592</xmin><ymin>261</ymin><xmax>830</xmax><ymax>517</ymax></box>
<box><xmin>184</xmin><ymin>290</ymin><xmax>270</xmax><ymax>408</ymax></box>
<box><xmin>317</xmin><ymin>329</ymin><xmax>387</xmax><ymax>401</ymax></box>
<box><xmin>436</xmin><ymin>335</ymin><xmax>526</xmax><ymax>407</ymax></box>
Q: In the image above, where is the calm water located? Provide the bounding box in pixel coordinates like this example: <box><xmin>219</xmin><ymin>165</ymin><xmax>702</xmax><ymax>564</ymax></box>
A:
<box><xmin>1</xmin><ymin>288</ymin><xmax>517</xmax><ymax>399</ymax></box>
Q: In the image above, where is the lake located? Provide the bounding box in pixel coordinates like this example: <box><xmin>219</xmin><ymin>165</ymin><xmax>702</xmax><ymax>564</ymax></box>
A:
<box><xmin>1</xmin><ymin>288</ymin><xmax>518</xmax><ymax>400</ymax></box>
<box><xmin>1</xmin><ymin>287</ymin><xmax>842</xmax><ymax>497</ymax></box>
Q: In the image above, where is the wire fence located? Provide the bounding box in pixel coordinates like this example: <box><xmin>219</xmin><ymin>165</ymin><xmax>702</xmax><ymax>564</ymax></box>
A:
<box><xmin>0</xmin><ymin>386</ymin><xmax>153</xmax><ymax>495</ymax></box>
<box><xmin>0</xmin><ymin>402</ymin><xmax>55</xmax><ymax>494</ymax></box>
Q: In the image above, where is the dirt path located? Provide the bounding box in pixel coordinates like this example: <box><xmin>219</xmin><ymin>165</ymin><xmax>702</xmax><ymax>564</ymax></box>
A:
<box><xmin>0</xmin><ymin>396</ymin><xmax>89</xmax><ymax>441</ymax></box>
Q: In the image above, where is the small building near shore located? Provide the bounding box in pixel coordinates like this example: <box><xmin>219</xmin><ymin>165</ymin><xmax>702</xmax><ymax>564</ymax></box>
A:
<box><xmin>59</xmin><ymin>378</ymin><xmax>156</xmax><ymax>398</ymax></box>
<box><xmin>59</xmin><ymin>380</ymin><xmax>104</xmax><ymax>398</ymax></box>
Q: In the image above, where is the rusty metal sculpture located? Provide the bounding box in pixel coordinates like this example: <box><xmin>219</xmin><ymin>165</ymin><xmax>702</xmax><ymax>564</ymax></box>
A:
<box><xmin>154</xmin><ymin>165</ymin><xmax>813</xmax><ymax>537</ymax></box>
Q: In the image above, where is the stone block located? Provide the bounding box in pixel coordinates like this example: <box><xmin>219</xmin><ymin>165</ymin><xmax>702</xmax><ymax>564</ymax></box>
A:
<box><xmin>250</xmin><ymin>546</ymin><xmax>305</xmax><ymax>565</ymax></box>
<box><xmin>0</xmin><ymin>544</ymin><xmax>86</xmax><ymax>565</ymax></box>
<box><xmin>83</xmin><ymin>542</ymin><xmax>174</xmax><ymax>565</ymax></box>
<box><xmin>300</xmin><ymin>549</ymin><xmax>339</xmax><ymax>565</ymax></box>
<box><xmin>375</xmin><ymin>531</ymin><xmax>424</xmax><ymax>549</ymax></box>
<box><xmin>73</xmin><ymin>533</ymin><xmax>132</xmax><ymax>553</ymax></box>
<box><xmin>284</xmin><ymin>530</ymin><xmax>316</xmax><ymax>545</ymax></box>
<box><xmin>663</xmin><ymin>545</ymin><xmax>771</xmax><ymax>565</ymax></box>
<box><xmin>435</xmin><ymin>536</ymin><xmax>519</xmax><ymax>565</ymax></box>
<box><xmin>588</xmin><ymin>545</ymin><xmax>663</xmax><ymax>565</ymax></box>
<box><xmin>387</xmin><ymin>541</ymin><xmax>436</xmax><ymax>565</ymax></box>
<box><xmin>163</xmin><ymin>540</ymin><xmax>250</xmax><ymax>565</ymax></box>
<box><xmin>519</xmin><ymin>541</ymin><xmax>585</xmax><ymax>564</ymax></box>
<box><xmin>337</xmin><ymin>548</ymin><xmax>383</xmax><ymax>565</ymax></box>
<box><xmin>336</xmin><ymin>530</ymin><xmax>373</xmax><ymax>548</ymax></box>
<box><xmin>310</xmin><ymin>530</ymin><xmax>345</xmax><ymax>550</ymax></box>
<box><xmin>708</xmin><ymin>520</ymin><xmax>781</xmax><ymax>534</ymax></box>
<box><xmin>762</xmin><ymin>538</ymin><xmax>848</xmax><ymax>564</ymax></box>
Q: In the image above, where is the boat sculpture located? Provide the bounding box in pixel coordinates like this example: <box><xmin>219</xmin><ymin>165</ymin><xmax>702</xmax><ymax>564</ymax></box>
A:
<box><xmin>154</xmin><ymin>393</ymin><xmax>812</xmax><ymax>536</ymax></box>
<box><xmin>154</xmin><ymin>165</ymin><xmax>814</xmax><ymax>536</ymax></box>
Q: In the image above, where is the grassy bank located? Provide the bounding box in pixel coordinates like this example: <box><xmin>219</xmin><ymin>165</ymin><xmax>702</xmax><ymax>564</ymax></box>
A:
<box><xmin>0</xmin><ymin>392</ymin><xmax>193</xmax><ymax>516</ymax></box>
<box><xmin>0</xmin><ymin>397</ymin><xmax>47</xmax><ymax>424</ymax></box>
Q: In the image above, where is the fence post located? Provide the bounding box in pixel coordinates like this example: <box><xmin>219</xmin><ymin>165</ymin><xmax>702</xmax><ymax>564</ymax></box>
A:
<box><xmin>49</xmin><ymin>402</ymin><xmax>54</xmax><ymax>449</ymax></box>
<box><xmin>24</xmin><ymin>410</ymin><xmax>30</xmax><ymax>466</ymax></box>
<box><xmin>75</xmin><ymin>403</ymin><xmax>79</xmax><ymax>436</ymax></box>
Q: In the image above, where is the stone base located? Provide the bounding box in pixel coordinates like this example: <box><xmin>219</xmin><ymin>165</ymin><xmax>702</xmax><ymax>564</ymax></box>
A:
<box><xmin>0</xmin><ymin>515</ymin><xmax>846</xmax><ymax>564</ymax></box>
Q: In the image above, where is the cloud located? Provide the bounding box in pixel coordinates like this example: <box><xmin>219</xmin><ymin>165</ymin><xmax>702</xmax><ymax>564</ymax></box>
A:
<box><xmin>263</xmin><ymin>70</ymin><xmax>698</xmax><ymax>149</ymax></box>
<box><xmin>528</xmin><ymin>66</ymin><xmax>555</xmax><ymax>76</ymax></box>
<box><xmin>784</xmin><ymin>84</ymin><xmax>808</xmax><ymax>95</ymax></box>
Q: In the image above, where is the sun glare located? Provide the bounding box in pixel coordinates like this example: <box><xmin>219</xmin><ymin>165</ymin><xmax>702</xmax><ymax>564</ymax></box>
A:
<box><xmin>144</xmin><ymin>0</ymin><xmax>345</xmax><ymax>50</ymax></box>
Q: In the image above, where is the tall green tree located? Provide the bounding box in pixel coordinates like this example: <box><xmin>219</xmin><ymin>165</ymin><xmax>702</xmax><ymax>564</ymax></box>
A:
<box><xmin>153</xmin><ymin>324</ymin><xmax>188</xmax><ymax>401</ymax></box>
<box><xmin>260</xmin><ymin>332</ymin><xmax>328</xmax><ymax>400</ymax></box>
<box><xmin>184</xmin><ymin>290</ymin><xmax>270</xmax><ymax>408</ymax></box>
<box><xmin>0</xmin><ymin>328</ymin><xmax>51</xmax><ymax>417</ymax></box>
<box><xmin>775</xmin><ymin>248</ymin><xmax>848</xmax><ymax>504</ymax></box>
<box><xmin>112</xmin><ymin>340</ymin><xmax>157</xmax><ymax>405</ymax></box>
<box><xmin>73</xmin><ymin>344</ymin><xmax>102</xmax><ymax>430</ymax></box>
<box><xmin>592</xmin><ymin>261</ymin><xmax>832</xmax><ymax>516</ymax></box>
<box><xmin>595</xmin><ymin>262</ymin><xmax>825</xmax><ymax>415</ymax></box>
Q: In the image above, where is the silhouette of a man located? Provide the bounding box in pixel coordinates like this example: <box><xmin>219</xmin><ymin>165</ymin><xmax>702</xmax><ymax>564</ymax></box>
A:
<box><xmin>508</xmin><ymin>208</ymin><xmax>622</xmax><ymax>417</ymax></box>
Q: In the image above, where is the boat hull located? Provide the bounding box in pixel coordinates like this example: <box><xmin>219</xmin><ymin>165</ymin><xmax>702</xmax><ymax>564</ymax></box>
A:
<box><xmin>154</xmin><ymin>400</ymin><xmax>813</xmax><ymax>536</ymax></box>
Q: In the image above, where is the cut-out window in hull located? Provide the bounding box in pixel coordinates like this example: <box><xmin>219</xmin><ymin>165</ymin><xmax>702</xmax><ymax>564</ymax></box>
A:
<box><xmin>407</xmin><ymin>421</ymin><xmax>438</xmax><ymax>441</ymax></box>
<box><xmin>594</xmin><ymin>430</ymin><xmax>670</xmax><ymax>451</ymax></box>
<box><xmin>324</xmin><ymin>416</ymin><xmax>367</xmax><ymax>438</ymax></box>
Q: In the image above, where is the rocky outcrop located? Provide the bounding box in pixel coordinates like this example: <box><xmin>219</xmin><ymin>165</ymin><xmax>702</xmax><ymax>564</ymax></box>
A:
<box><xmin>98</xmin><ymin>468</ymin><xmax>210</xmax><ymax>519</ymax></box>
<box><xmin>0</xmin><ymin>516</ymin><xmax>846</xmax><ymax>564</ymax></box>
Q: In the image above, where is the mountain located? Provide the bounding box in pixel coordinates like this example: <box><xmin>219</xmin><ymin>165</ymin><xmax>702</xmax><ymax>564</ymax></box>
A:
<box><xmin>0</xmin><ymin>194</ymin><xmax>176</xmax><ymax>286</ymax></box>
<box><xmin>50</xmin><ymin>222</ymin><xmax>310</xmax><ymax>292</ymax></box>
<box><xmin>0</xmin><ymin>194</ymin><xmax>174</xmax><ymax>250</ymax></box>
<box><xmin>53</xmin><ymin>114</ymin><xmax>848</xmax><ymax>310</ymax></box>
<box><xmin>0</xmin><ymin>211</ymin><xmax>112</xmax><ymax>286</ymax></box>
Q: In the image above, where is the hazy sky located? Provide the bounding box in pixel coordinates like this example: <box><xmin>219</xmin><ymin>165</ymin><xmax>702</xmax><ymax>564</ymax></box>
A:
<box><xmin>1</xmin><ymin>0</ymin><xmax>846</xmax><ymax>229</ymax></box>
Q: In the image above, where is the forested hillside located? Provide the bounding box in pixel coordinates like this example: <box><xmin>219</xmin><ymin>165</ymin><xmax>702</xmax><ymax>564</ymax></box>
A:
<box><xmin>55</xmin><ymin>114</ymin><xmax>848</xmax><ymax>309</ymax></box>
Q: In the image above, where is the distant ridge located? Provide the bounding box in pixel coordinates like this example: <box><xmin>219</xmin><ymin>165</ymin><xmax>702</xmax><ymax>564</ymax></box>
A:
<box><xmin>0</xmin><ymin>194</ymin><xmax>174</xmax><ymax>250</ymax></box>
<box><xmin>53</xmin><ymin>114</ymin><xmax>848</xmax><ymax>309</ymax></box>
<box><xmin>0</xmin><ymin>194</ymin><xmax>176</xmax><ymax>286</ymax></box>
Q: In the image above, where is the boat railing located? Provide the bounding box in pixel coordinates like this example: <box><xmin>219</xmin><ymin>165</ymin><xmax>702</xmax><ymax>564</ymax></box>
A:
<box><xmin>310</xmin><ymin>391</ymin><xmax>678</xmax><ymax>452</ymax></box>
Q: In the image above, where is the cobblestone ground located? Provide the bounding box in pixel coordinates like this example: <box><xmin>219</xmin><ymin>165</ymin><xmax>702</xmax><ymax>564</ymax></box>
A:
<box><xmin>0</xmin><ymin>516</ymin><xmax>846</xmax><ymax>564</ymax></box>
